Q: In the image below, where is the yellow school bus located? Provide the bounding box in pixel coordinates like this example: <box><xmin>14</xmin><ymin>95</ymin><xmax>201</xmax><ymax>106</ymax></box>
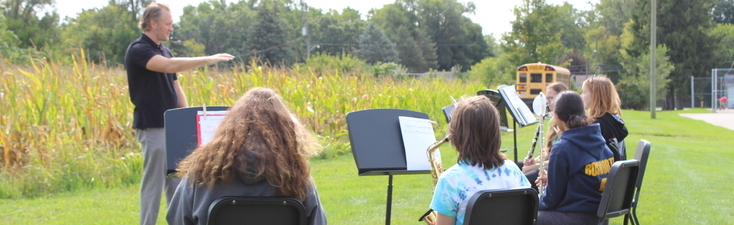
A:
<box><xmin>515</xmin><ymin>62</ymin><xmax>571</xmax><ymax>104</ymax></box>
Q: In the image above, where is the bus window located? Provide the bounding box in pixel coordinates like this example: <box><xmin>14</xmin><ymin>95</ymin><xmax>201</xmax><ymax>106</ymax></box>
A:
<box><xmin>519</xmin><ymin>73</ymin><xmax>527</xmax><ymax>83</ymax></box>
<box><xmin>531</xmin><ymin>73</ymin><xmax>543</xmax><ymax>83</ymax></box>
<box><xmin>546</xmin><ymin>73</ymin><xmax>553</xmax><ymax>83</ymax></box>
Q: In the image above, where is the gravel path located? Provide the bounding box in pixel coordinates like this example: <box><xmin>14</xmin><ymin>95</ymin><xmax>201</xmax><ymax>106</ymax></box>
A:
<box><xmin>679</xmin><ymin>109</ymin><xmax>734</xmax><ymax>130</ymax></box>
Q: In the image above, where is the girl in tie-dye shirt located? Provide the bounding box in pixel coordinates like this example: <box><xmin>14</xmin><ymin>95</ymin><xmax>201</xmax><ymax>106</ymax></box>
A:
<box><xmin>429</xmin><ymin>95</ymin><xmax>531</xmax><ymax>225</ymax></box>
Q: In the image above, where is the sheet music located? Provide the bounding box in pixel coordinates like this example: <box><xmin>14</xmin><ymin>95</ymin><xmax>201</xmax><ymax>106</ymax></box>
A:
<box><xmin>398</xmin><ymin>116</ymin><xmax>439</xmax><ymax>171</ymax></box>
<box><xmin>498</xmin><ymin>85</ymin><xmax>537</xmax><ymax>126</ymax></box>
<box><xmin>196</xmin><ymin>111</ymin><xmax>228</xmax><ymax>147</ymax></box>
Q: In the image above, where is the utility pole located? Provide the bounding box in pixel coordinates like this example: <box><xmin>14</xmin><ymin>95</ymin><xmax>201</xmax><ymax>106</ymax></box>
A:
<box><xmin>649</xmin><ymin>0</ymin><xmax>657</xmax><ymax>119</ymax></box>
<box><xmin>595</xmin><ymin>40</ymin><xmax>601</xmax><ymax>75</ymax></box>
<box><xmin>302</xmin><ymin>2</ymin><xmax>311</xmax><ymax>59</ymax></box>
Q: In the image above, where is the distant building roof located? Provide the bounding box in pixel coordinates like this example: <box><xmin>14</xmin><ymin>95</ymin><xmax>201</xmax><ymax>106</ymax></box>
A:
<box><xmin>571</xmin><ymin>74</ymin><xmax>607</xmax><ymax>89</ymax></box>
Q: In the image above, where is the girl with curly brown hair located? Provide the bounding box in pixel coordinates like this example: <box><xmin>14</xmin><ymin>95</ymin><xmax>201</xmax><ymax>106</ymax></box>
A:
<box><xmin>167</xmin><ymin>87</ymin><xmax>325</xmax><ymax>225</ymax></box>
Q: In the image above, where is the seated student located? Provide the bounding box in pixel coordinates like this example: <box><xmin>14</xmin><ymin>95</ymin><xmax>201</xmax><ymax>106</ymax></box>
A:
<box><xmin>522</xmin><ymin>82</ymin><xmax>568</xmax><ymax>190</ymax></box>
<box><xmin>167</xmin><ymin>87</ymin><xmax>326</xmax><ymax>225</ymax></box>
<box><xmin>537</xmin><ymin>91</ymin><xmax>615</xmax><ymax>225</ymax></box>
<box><xmin>430</xmin><ymin>95</ymin><xmax>531</xmax><ymax>225</ymax></box>
<box><xmin>581</xmin><ymin>76</ymin><xmax>628</xmax><ymax>160</ymax></box>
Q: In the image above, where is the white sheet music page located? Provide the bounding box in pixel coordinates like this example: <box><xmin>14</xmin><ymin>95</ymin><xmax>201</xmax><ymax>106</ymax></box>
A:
<box><xmin>398</xmin><ymin>116</ymin><xmax>439</xmax><ymax>171</ymax></box>
<box><xmin>498</xmin><ymin>85</ymin><xmax>537</xmax><ymax>126</ymax></box>
<box><xmin>196</xmin><ymin>111</ymin><xmax>228</xmax><ymax>147</ymax></box>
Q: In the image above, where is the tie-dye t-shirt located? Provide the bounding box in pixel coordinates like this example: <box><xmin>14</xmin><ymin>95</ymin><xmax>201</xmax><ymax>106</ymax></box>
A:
<box><xmin>429</xmin><ymin>159</ymin><xmax>531</xmax><ymax>225</ymax></box>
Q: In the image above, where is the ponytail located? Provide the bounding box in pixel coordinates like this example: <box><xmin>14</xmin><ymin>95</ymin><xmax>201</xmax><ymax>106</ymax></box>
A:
<box><xmin>553</xmin><ymin>91</ymin><xmax>592</xmax><ymax>129</ymax></box>
<box><xmin>565</xmin><ymin>114</ymin><xmax>593</xmax><ymax>129</ymax></box>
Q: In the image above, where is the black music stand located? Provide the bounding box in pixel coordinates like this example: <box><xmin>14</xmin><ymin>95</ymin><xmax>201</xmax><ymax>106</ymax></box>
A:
<box><xmin>476</xmin><ymin>89</ymin><xmax>510</xmax><ymax>130</ymax></box>
<box><xmin>476</xmin><ymin>86</ymin><xmax>537</xmax><ymax>162</ymax></box>
<box><xmin>164</xmin><ymin>106</ymin><xmax>229</xmax><ymax>175</ymax></box>
<box><xmin>346</xmin><ymin>109</ymin><xmax>433</xmax><ymax>225</ymax></box>
<box><xmin>441</xmin><ymin>104</ymin><xmax>455</xmax><ymax>123</ymax></box>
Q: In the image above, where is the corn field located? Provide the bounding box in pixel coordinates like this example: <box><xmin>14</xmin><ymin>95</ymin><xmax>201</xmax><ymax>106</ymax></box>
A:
<box><xmin>0</xmin><ymin>55</ymin><xmax>489</xmax><ymax>198</ymax></box>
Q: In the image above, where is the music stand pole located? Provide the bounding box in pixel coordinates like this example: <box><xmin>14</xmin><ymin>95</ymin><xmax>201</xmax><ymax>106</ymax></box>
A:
<box><xmin>386</xmin><ymin>175</ymin><xmax>393</xmax><ymax>225</ymax></box>
<box><xmin>513</xmin><ymin>120</ymin><xmax>518</xmax><ymax>162</ymax></box>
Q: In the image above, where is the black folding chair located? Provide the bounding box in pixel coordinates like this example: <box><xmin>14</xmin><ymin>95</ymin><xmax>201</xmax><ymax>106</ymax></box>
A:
<box><xmin>597</xmin><ymin>160</ymin><xmax>640</xmax><ymax>225</ymax></box>
<box><xmin>625</xmin><ymin>140</ymin><xmax>651</xmax><ymax>225</ymax></box>
<box><xmin>207</xmin><ymin>197</ymin><xmax>307</xmax><ymax>225</ymax></box>
<box><xmin>463</xmin><ymin>187</ymin><xmax>539</xmax><ymax>225</ymax></box>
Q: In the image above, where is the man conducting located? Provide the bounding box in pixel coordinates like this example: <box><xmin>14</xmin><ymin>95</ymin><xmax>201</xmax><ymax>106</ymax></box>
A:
<box><xmin>124</xmin><ymin>3</ymin><xmax>234</xmax><ymax>225</ymax></box>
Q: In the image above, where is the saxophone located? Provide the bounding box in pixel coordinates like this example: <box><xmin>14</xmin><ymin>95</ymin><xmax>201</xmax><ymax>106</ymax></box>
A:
<box><xmin>419</xmin><ymin>135</ymin><xmax>449</xmax><ymax>225</ymax></box>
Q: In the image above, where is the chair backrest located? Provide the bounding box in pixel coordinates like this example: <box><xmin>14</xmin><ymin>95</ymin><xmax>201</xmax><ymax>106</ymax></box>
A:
<box><xmin>633</xmin><ymin>140</ymin><xmax>651</xmax><ymax>189</ymax></box>
<box><xmin>463</xmin><ymin>187</ymin><xmax>539</xmax><ymax>225</ymax></box>
<box><xmin>597</xmin><ymin>160</ymin><xmax>640</xmax><ymax>221</ymax></box>
<box><xmin>207</xmin><ymin>197</ymin><xmax>307</xmax><ymax>225</ymax></box>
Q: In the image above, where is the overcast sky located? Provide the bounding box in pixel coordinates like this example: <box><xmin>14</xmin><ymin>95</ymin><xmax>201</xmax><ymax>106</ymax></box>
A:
<box><xmin>54</xmin><ymin>0</ymin><xmax>598</xmax><ymax>38</ymax></box>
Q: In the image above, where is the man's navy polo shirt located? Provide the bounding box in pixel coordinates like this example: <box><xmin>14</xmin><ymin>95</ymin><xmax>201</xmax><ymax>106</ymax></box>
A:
<box><xmin>124</xmin><ymin>33</ymin><xmax>179</xmax><ymax>129</ymax></box>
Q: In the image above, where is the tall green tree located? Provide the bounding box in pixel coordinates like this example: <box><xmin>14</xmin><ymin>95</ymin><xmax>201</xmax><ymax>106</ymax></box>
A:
<box><xmin>370</xmin><ymin>2</ymin><xmax>437</xmax><ymax>72</ymax></box>
<box><xmin>713</xmin><ymin>0</ymin><xmax>734</xmax><ymax>24</ymax></box>
<box><xmin>711</xmin><ymin>23</ymin><xmax>734</xmax><ymax>66</ymax></box>
<box><xmin>115</xmin><ymin>0</ymin><xmax>152</xmax><ymax>21</ymax></box>
<box><xmin>502</xmin><ymin>0</ymin><xmax>569</xmax><ymax>66</ymax></box>
<box><xmin>354</xmin><ymin>23</ymin><xmax>400</xmax><ymax>64</ymax></box>
<box><xmin>417</xmin><ymin>0</ymin><xmax>488</xmax><ymax>71</ymax></box>
<box><xmin>245</xmin><ymin>6</ymin><xmax>294</xmax><ymax>66</ymax></box>
<box><xmin>581</xmin><ymin>0</ymin><xmax>636</xmax><ymax>81</ymax></box>
<box><xmin>60</xmin><ymin>1</ymin><xmax>138</xmax><ymax>65</ymax></box>
<box><xmin>175</xmin><ymin>1</ymin><xmax>256</xmax><ymax>58</ymax></box>
<box><xmin>310</xmin><ymin>8</ymin><xmax>365</xmax><ymax>57</ymax></box>
<box><xmin>617</xmin><ymin>45</ymin><xmax>673</xmax><ymax>110</ymax></box>
<box><xmin>468</xmin><ymin>53</ymin><xmax>516</xmax><ymax>86</ymax></box>
<box><xmin>484</xmin><ymin>35</ymin><xmax>502</xmax><ymax>57</ymax></box>
<box><xmin>624</xmin><ymin>0</ymin><xmax>718</xmax><ymax>109</ymax></box>
<box><xmin>595</xmin><ymin>0</ymin><xmax>636</xmax><ymax>36</ymax></box>
<box><xmin>2</xmin><ymin>0</ymin><xmax>59</xmax><ymax>50</ymax></box>
<box><xmin>584</xmin><ymin>26</ymin><xmax>622</xmax><ymax>79</ymax></box>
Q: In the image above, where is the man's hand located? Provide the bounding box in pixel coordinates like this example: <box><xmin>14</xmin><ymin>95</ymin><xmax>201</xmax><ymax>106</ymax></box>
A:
<box><xmin>206</xmin><ymin>53</ymin><xmax>235</xmax><ymax>64</ymax></box>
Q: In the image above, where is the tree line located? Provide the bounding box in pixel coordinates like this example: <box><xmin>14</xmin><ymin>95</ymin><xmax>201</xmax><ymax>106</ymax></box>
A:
<box><xmin>2</xmin><ymin>0</ymin><xmax>734</xmax><ymax>110</ymax></box>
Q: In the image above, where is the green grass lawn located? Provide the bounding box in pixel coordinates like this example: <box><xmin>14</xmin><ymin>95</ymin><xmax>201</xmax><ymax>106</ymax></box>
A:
<box><xmin>1</xmin><ymin>109</ymin><xmax>732</xmax><ymax>224</ymax></box>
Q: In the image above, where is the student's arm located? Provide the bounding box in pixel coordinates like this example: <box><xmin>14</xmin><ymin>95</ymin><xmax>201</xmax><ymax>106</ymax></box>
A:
<box><xmin>435</xmin><ymin>212</ymin><xmax>456</xmax><ymax>225</ymax></box>
<box><xmin>429</xmin><ymin>170</ymin><xmax>459</xmax><ymax>222</ymax></box>
<box><xmin>539</xmin><ymin>149</ymin><xmax>570</xmax><ymax>210</ymax></box>
<box><xmin>146</xmin><ymin>53</ymin><xmax>234</xmax><ymax>73</ymax></box>
<box><xmin>173</xmin><ymin>80</ymin><xmax>188</xmax><ymax>108</ymax></box>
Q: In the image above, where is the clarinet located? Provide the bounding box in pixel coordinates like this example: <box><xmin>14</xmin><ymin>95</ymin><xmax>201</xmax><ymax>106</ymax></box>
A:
<box><xmin>537</xmin><ymin>100</ymin><xmax>547</xmax><ymax>196</ymax></box>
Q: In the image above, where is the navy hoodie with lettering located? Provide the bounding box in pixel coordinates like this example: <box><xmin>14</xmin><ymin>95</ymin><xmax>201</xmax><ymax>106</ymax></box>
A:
<box><xmin>539</xmin><ymin>123</ymin><xmax>615</xmax><ymax>213</ymax></box>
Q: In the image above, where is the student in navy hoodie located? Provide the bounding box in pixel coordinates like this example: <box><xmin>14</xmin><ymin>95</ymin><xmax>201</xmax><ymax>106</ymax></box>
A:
<box><xmin>537</xmin><ymin>91</ymin><xmax>615</xmax><ymax>225</ymax></box>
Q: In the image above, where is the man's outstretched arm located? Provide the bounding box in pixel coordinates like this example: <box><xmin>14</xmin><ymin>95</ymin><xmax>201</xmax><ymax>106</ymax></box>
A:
<box><xmin>146</xmin><ymin>53</ymin><xmax>235</xmax><ymax>73</ymax></box>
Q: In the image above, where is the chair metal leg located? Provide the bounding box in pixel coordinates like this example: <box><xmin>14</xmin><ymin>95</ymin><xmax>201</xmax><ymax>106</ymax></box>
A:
<box><xmin>631</xmin><ymin>206</ymin><xmax>640</xmax><ymax>225</ymax></box>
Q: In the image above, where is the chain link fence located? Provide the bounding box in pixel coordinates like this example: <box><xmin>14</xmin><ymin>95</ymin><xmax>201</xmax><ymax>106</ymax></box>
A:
<box><xmin>692</xmin><ymin>69</ymin><xmax>733</xmax><ymax>111</ymax></box>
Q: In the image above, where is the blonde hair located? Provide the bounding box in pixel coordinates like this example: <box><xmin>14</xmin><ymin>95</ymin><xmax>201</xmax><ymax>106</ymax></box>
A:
<box><xmin>138</xmin><ymin>3</ymin><xmax>170</xmax><ymax>32</ymax></box>
<box><xmin>583</xmin><ymin>76</ymin><xmax>622</xmax><ymax>118</ymax></box>
<box><xmin>176</xmin><ymin>87</ymin><xmax>321</xmax><ymax>200</ymax></box>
